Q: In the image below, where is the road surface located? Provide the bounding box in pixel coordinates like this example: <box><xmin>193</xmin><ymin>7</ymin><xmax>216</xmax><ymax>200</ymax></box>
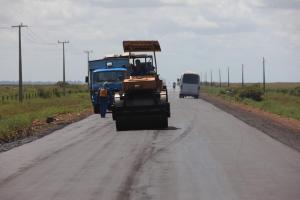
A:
<box><xmin>1</xmin><ymin>92</ymin><xmax>300</xmax><ymax>200</ymax></box>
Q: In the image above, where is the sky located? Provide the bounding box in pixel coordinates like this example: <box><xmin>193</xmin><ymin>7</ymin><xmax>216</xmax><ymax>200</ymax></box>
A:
<box><xmin>0</xmin><ymin>0</ymin><xmax>299</xmax><ymax>84</ymax></box>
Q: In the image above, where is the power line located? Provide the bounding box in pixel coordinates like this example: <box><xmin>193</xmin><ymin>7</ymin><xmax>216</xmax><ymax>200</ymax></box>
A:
<box><xmin>23</xmin><ymin>30</ymin><xmax>40</xmax><ymax>44</ymax></box>
<box><xmin>0</xmin><ymin>26</ymin><xmax>11</xmax><ymax>29</ymax></box>
<box><xmin>21</xmin><ymin>27</ymin><xmax>57</xmax><ymax>46</ymax></box>
<box><xmin>26</xmin><ymin>27</ymin><xmax>57</xmax><ymax>45</ymax></box>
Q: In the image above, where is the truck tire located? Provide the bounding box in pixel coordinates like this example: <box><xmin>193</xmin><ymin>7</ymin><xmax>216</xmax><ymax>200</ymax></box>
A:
<box><xmin>116</xmin><ymin>119</ymin><xmax>124</xmax><ymax>131</ymax></box>
<box><xmin>157</xmin><ymin>116</ymin><xmax>168</xmax><ymax>129</ymax></box>
<box><xmin>93</xmin><ymin>105</ymin><xmax>100</xmax><ymax>114</ymax></box>
<box><xmin>162</xmin><ymin>117</ymin><xmax>168</xmax><ymax>129</ymax></box>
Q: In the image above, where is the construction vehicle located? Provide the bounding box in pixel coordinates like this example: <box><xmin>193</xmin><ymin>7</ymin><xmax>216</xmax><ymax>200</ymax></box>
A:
<box><xmin>112</xmin><ymin>41</ymin><xmax>170</xmax><ymax>131</ymax></box>
<box><xmin>86</xmin><ymin>55</ymin><xmax>129</xmax><ymax>113</ymax></box>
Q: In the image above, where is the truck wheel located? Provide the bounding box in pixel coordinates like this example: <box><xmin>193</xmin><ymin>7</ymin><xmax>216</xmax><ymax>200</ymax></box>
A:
<box><xmin>162</xmin><ymin>117</ymin><xmax>168</xmax><ymax>128</ymax></box>
<box><xmin>116</xmin><ymin>119</ymin><xmax>124</xmax><ymax>131</ymax></box>
<box><xmin>158</xmin><ymin>117</ymin><xmax>168</xmax><ymax>129</ymax></box>
<box><xmin>93</xmin><ymin>105</ymin><xmax>100</xmax><ymax>114</ymax></box>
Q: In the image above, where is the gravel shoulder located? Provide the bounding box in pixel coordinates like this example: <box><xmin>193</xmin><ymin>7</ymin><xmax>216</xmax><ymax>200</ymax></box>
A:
<box><xmin>200</xmin><ymin>92</ymin><xmax>300</xmax><ymax>152</ymax></box>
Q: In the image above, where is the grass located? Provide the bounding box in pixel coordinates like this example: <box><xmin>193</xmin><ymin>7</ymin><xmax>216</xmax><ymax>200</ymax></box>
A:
<box><xmin>0</xmin><ymin>84</ymin><xmax>88</xmax><ymax>98</ymax></box>
<box><xmin>202</xmin><ymin>84</ymin><xmax>300</xmax><ymax>121</ymax></box>
<box><xmin>0</xmin><ymin>85</ymin><xmax>91</xmax><ymax>142</ymax></box>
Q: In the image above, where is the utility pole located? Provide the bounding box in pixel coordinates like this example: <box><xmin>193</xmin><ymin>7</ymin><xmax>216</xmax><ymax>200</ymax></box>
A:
<box><xmin>12</xmin><ymin>23</ymin><xmax>28</xmax><ymax>102</ymax></box>
<box><xmin>200</xmin><ymin>72</ymin><xmax>202</xmax><ymax>85</ymax></box>
<box><xmin>219</xmin><ymin>68</ymin><xmax>221</xmax><ymax>87</ymax></box>
<box><xmin>227</xmin><ymin>67</ymin><xmax>230</xmax><ymax>87</ymax></box>
<box><xmin>242</xmin><ymin>64</ymin><xmax>244</xmax><ymax>87</ymax></box>
<box><xmin>263</xmin><ymin>57</ymin><xmax>266</xmax><ymax>93</ymax></box>
<box><xmin>58</xmin><ymin>40</ymin><xmax>69</xmax><ymax>96</ymax></box>
<box><xmin>210</xmin><ymin>70</ymin><xmax>213</xmax><ymax>86</ymax></box>
<box><xmin>84</xmin><ymin>50</ymin><xmax>92</xmax><ymax>85</ymax></box>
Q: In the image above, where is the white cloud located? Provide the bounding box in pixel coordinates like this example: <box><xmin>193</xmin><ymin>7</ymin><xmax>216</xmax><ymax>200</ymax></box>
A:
<box><xmin>0</xmin><ymin>0</ymin><xmax>299</xmax><ymax>82</ymax></box>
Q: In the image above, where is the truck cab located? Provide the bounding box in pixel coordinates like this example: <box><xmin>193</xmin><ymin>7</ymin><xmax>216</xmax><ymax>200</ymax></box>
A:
<box><xmin>87</xmin><ymin>56</ymin><xmax>129</xmax><ymax>113</ymax></box>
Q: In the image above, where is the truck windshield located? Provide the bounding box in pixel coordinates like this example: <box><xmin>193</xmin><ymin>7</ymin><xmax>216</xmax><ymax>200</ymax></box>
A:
<box><xmin>94</xmin><ymin>71</ymin><xmax>126</xmax><ymax>82</ymax></box>
<box><xmin>182</xmin><ymin>74</ymin><xmax>199</xmax><ymax>84</ymax></box>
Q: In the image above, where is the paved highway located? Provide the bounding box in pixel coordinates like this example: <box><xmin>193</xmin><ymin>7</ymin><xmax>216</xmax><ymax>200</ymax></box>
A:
<box><xmin>1</xmin><ymin>92</ymin><xmax>300</xmax><ymax>200</ymax></box>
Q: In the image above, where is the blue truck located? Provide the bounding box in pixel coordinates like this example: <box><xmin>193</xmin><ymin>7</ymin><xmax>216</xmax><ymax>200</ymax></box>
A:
<box><xmin>86</xmin><ymin>55</ymin><xmax>129</xmax><ymax>114</ymax></box>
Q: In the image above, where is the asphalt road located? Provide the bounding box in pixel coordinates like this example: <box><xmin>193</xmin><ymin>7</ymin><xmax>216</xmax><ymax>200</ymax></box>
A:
<box><xmin>1</xmin><ymin>92</ymin><xmax>300</xmax><ymax>200</ymax></box>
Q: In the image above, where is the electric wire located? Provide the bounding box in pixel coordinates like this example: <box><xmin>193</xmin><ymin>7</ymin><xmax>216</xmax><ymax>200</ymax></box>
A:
<box><xmin>26</xmin><ymin>27</ymin><xmax>57</xmax><ymax>45</ymax></box>
<box><xmin>0</xmin><ymin>26</ymin><xmax>12</xmax><ymax>30</ymax></box>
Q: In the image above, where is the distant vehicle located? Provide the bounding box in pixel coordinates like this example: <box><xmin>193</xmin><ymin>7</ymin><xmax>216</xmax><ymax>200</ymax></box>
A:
<box><xmin>172</xmin><ymin>82</ymin><xmax>176</xmax><ymax>90</ymax></box>
<box><xmin>179</xmin><ymin>72</ymin><xmax>200</xmax><ymax>98</ymax></box>
<box><xmin>86</xmin><ymin>55</ymin><xmax>129</xmax><ymax>114</ymax></box>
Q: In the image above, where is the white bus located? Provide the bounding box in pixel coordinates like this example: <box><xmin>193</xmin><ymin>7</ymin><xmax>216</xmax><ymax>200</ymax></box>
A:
<box><xmin>179</xmin><ymin>72</ymin><xmax>200</xmax><ymax>98</ymax></box>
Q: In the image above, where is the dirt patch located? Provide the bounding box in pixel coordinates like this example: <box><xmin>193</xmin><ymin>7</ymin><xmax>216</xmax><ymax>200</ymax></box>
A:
<box><xmin>0</xmin><ymin>109</ymin><xmax>93</xmax><ymax>152</ymax></box>
<box><xmin>200</xmin><ymin>92</ymin><xmax>300</xmax><ymax>152</ymax></box>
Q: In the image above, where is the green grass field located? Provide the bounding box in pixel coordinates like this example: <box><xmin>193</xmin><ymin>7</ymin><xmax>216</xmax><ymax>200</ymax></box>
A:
<box><xmin>0</xmin><ymin>84</ymin><xmax>88</xmax><ymax>99</ymax></box>
<box><xmin>0</xmin><ymin>85</ymin><xmax>91</xmax><ymax>142</ymax></box>
<box><xmin>202</xmin><ymin>83</ymin><xmax>300</xmax><ymax>121</ymax></box>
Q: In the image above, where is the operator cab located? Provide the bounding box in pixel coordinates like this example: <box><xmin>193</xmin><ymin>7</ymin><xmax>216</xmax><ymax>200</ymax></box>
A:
<box><xmin>123</xmin><ymin>40</ymin><xmax>160</xmax><ymax>77</ymax></box>
<box><xmin>128</xmin><ymin>54</ymin><xmax>155</xmax><ymax>76</ymax></box>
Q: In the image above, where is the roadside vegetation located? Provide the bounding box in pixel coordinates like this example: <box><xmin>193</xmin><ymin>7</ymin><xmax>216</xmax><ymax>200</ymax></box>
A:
<box><xmin>202</xmin><ymin>83</ymin><xmax>300</xmax><ymax>121</ymax></box>
<box><xmin>0</xmin><ymin>84</ymin><xmax>91</xmax><ymax>142</ymax></box>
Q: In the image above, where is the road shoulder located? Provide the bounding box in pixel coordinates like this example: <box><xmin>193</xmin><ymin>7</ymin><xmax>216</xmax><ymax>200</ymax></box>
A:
<box><xmin>200</xmin><ymin>92</ymin><xmax>300</xmax><ymax>152</ymax></box>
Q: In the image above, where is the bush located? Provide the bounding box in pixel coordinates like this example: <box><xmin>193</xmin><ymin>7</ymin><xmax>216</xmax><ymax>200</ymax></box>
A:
<box><xmin>56</xmin><ymin>81</ymin><xmax>69</xmax><ymax>88</ymax></box>
<box><xmin>237</xmin><ymin>85</ymin><xmax>263</xmax><ymax>101</ymax></box>
<box><xmin>53</xmin><ymin>88</ymin><xmax>61</xmax><ymax>97</ymax></box>
<box><xmin>276</xmin><ymin>88</ymin><xmax>289</xmax><ymax>94</ymax></box>
<box><xmin>219</xmin><ymin>90</ymin><xmax>226</xmax><ymax>95</ymax></box>
<box><xmin>37</xmin><ymin>88</ymin><xmax>52</xmax><ymax>98</ymax></box>
<box><xmin>289</xmin><ymin>87</ymin><xmax>300</xmax><ymax>97</ymax></box>
<box><xmin>218</xmin><ymin>88</ymin><xmax>236</xmax><ymax>97</ymax></box>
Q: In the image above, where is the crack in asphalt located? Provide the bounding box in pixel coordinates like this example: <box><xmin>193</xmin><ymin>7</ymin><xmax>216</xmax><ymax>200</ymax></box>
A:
<box><xmin>115</xmin><ymin>131</ymin><xmax>159</xmax><ymax>200</ymax></box>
